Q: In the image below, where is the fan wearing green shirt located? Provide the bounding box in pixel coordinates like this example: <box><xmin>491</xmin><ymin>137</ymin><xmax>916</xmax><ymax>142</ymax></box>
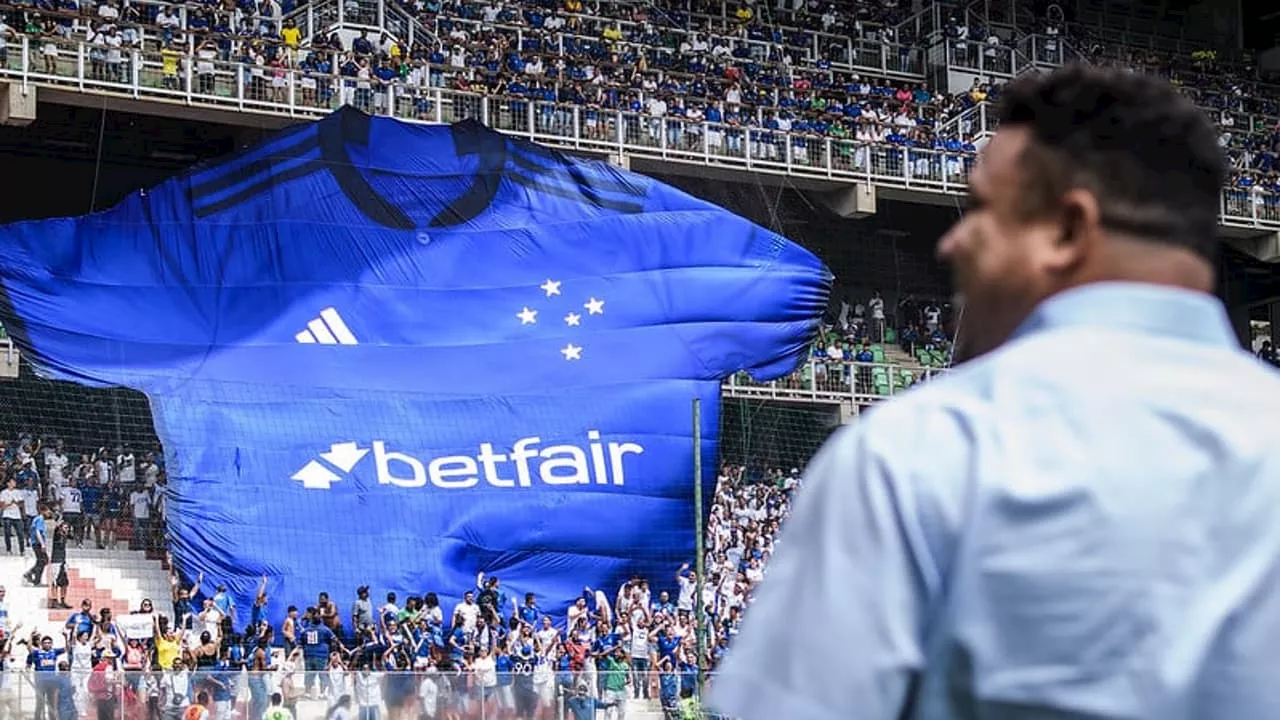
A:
<box><xmin>262</xmin><ymin>692</ymin><xmax>293</xmax><ymax>720</ymax></box>
<box><xmin>599</xmin><ymin>648</ymin><xmax>631</xmax><ymax>710</ymax></box>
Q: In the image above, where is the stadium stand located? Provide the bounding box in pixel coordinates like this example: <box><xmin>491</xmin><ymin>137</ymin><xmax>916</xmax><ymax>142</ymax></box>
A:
<box><xmin>1</xmin><ymin>0</ymin><xmax>1276</xmax><ymax>228</ymax></box>
<box><xmin>0</xmin><ymin>420</ymin><xmax>822</xmax><ymax>718</ymax></box>
<box><xmin>0</xmin><ymin>0</ymin><xmax>1277</xmax><ymax>717</ymax></box>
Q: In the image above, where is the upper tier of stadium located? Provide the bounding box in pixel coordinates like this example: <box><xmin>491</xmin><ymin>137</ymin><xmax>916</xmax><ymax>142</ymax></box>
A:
<box><xmin>1</xmin><ymin>0</ymin><xmax>1278</xmax><ymax>230</ymax></box>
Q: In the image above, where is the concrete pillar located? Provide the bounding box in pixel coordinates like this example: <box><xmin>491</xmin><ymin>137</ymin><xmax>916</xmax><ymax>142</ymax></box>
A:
<box><xmin>820</xmin><ymin>183</ymin><xmax>877</xmax><ymax>219</ymax></box>
<box><xmin>1268</xmin><ymin>300</ymin><xmax>1280</xmax><ymax>350</ymax></box>
<box><xmin>839</xmin><ymin>403</ymin><xmax>858</xmax><ymax>424</ymax></box>
<box><xmin>1227</xmin><ymin>304</ymin><xmax>1251</xmax><ymax>349</ymax></box>
<box><xmin>0</xmin><ymin>82</ymin><xmax>37</xmax><ymax>127</ymax></box>
<box><xmin>1218</xmin><ymin>253</ymin><xmax>1252</xmax><ymax>350</ymax></box>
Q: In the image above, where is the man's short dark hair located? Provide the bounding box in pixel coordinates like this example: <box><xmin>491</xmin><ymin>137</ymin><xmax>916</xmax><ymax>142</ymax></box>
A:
<box><xmin>996</xmin><ymin>64</ymin><xmax>1225</xmax><ymax>259</ymax></box>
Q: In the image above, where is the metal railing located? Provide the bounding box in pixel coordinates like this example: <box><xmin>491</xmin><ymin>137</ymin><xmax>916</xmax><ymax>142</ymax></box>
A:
<box><xmin>723</xmin><ymin>359</ymin><xmax>949</xmax><ymax>406</ymax></box>
<box><xmin>0</xmin><ymin>667</ymin><xmax>707</xmax><ymax>720</ymax></box>
<box><xmin>939</xmin><ymin>8</ymin><xmax>1079</xmax><ymax>78</ymax></box>
<box><xmin>944</xmin><ymin>33</ymin><xmax>1070</xmax><ymax>79</ymax></box>
<box><xmin>934</xmin><ymin>101</ymin><xmax>994</xmax><ymax>143</ymax></box>
<box><xmin>926</xmin><ymin>97</ymin><xmax>1280</xmax><ymax>191</ymax></box>
<box><xmin>1</xmin><ymin>37</ymin><xmax>1278</xmax><ymax>230</ymax></box>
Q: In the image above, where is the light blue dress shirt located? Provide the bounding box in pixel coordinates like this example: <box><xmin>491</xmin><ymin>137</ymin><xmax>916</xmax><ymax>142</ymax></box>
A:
<box><xmin>709</xmin><ymin>282</ymin><xmax>1280</xmax><ymax>720</ymax></box>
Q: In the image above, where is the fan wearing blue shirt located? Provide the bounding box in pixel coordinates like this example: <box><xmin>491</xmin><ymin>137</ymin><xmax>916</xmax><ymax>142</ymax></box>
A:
<box><xmin>27</xmin><ymin>635</ymin><xmax>63</xmax><ymax>671</ymax></box>
<box><xmin>517</xmin><ymin>593</ymin><xmax>540</xmax><ymax>626</ymax></box>
<box><xmin>79</xmin><ymin>483</ymin><xmax>100</xmax><ymax>544</ymax></box>
<box><xmin>565</xmin><ymin>682</ymin><xmax>618</xmax><ymax>720</ymax></box>
<box><xmin>298</xmin><ymin>610</ymin><xmax>337</xmax><ymax>697</ymax></box>
<box><xmin>657</xmin><ymin>654</ymin><xmax>680</xmax><ymax>715</ymax></box>
<box><xmin>591</xmin><ymin>620</ymin><xmax>620</xmax><ymax>666</ymax></box>
<box><xmin>494</xmin><ymin>639</ymin><xmax>515</xmax><ymax>708</ymax></box>
<box><xmin>655</xmin><ymin>622</ymin><xmax>680</xmax><ymax>661</ymax></box>
<box><xmin>54</xmin><ymin>662</ymin><xmax>77</xmax><ymax>720</ymax></box>
<box><xmin>27</xmin><ymin>635</ymin><xmax>64</xmax><ymax>719</ymax></box>
<box><xmin>447</xmin><ymin>623</ymin><xmax>469</xmax><ymax>661</ymax></box>
<box><xmin>209</xmin><ymin>658</ymin><xmax>237</xmax><ymax>715</ymax></box>
<box><xmin>64</xmin><ymin>599</ymin><xmax>95</xmax><ymax>642</ymax></box>
<box><xmin>23</xmin><ymin>504</ymin><xmax>50</xmax><ymax>586</ymax></box>
<box><xmin>513</xmin><ymin>645</ymin><xmax>540</xmax><ymax>718</ymax></box>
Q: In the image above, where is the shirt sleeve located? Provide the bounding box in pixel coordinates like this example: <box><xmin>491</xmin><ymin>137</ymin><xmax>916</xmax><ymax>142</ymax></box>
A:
<box><xmin>707</xmin><ymin>403</ymin><xmax>965</xmax><ymax>720</ymax></box>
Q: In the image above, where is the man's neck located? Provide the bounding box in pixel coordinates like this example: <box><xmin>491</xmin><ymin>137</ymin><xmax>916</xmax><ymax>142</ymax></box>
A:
<box><xmin>1072</xmin><ymin>236</ymin><xmax>1215</xmax><ymax>295</ymax></box>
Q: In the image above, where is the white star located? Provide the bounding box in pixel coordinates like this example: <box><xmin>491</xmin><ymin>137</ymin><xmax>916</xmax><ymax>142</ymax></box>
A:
<box><xmin>561</xmin><ymin>344</ymin><xmax>583</xmax><ymax>361</ymax></box>
<box><xmin>517</xmin><ymin>307</ymin><xmax>538</xmax><ymax>325</ymax></box>
<box><xmin>584</xmin><ymin>297</ymin><xmax>605</xmax><ymax>315</ymax></box>
<box><xmin>541</xmin><ymin>279</ymin><xmax>562</xmax><ymax>297</ymax></box>
<box><xmin>564</xmin><ymin>312</ymin><xmax>582</xmax><ymax>327</ymax></box>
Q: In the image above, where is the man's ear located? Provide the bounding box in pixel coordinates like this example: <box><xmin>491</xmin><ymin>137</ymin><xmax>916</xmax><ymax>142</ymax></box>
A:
<box><xmin>1041</xmin><ymin>187</ymin><xmax>1100</xmax><ymax>274</ymax></box>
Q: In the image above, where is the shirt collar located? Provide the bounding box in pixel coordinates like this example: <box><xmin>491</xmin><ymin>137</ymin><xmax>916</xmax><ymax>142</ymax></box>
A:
<box><xmin>1009</xmin><ymin>281</ymin><xmax>1238</xmax><ymax>348</ymax></box>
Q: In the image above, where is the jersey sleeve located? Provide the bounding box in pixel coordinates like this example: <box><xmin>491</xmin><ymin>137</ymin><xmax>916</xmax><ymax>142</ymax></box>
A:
<box><xmin>0</xmin><ymin>202</ymin><xmax>212</xmax><ymax>390</ymax></box>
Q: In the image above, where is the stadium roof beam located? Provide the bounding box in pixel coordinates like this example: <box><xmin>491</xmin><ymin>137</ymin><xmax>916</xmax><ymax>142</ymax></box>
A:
<box><xmin>1222</xmin><ymin>229</ymin><xmax>1280</xmax><ymax>263</ymax></box>
<box><xmin>627</xmin><ymin>157</ymin><xmax>843</xmax><ymax>193</ymax></box>
<box><xmin>39</xmin><ymin>87</ymin><xmax>292</xmax><ymax>131</ymax></box>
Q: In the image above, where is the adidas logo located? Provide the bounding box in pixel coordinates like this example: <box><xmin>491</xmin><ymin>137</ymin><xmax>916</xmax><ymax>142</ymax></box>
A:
<box><xmin>295</xmin><ymin>307</ymin><xmax>359</xmax><ymax>345</ymax></box>
<box><xmin>291</xmin><ymin>442</ymin><xmax>369</xmax><ymax>489</ymax></box>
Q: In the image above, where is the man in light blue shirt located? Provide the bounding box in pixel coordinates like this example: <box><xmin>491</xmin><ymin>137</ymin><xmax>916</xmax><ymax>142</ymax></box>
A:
<box><xmin>710</xmin><ymin>65</ymin><xmax>1280</xmax><ymax>720</ymax></box>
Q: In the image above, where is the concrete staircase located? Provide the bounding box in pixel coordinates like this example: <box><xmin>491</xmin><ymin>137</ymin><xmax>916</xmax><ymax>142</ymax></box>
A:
<box><xmin>0</xmin><ymin>546</ymin><xmax>169</xmax><ymax>646</ymax></box>
<box><xmin>883</xmin><ymin>343</ymin><xmax>922</xmax><ymax>367</ymax></box>
<box><xmin>625</xmin><ymin>696</ymin><xmax>664</xmax><ymax>719</ymax></box>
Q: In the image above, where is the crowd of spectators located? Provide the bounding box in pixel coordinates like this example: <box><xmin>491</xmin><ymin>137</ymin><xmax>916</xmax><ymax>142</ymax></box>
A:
<box><xmin>741</xmin><ymin>290</ymin><xmax>954</xmax><ymax>399</ymax></box>
<box><xmin>1064</xmin><ymin>43</ymin><xmax>1280</xmax><ymax>211</ymax></box>
<box><xmin>0</xmin><ymin>0</ymin><xmax>1279</xmax><ymax>208</ymax></box>
<box><xmin>0</xmin><ymin>0</ymin><xmax>990</xmax><ymax>172</ymax></box>
<box><xmin>0</xmin><ymin>436</ymin><xmax>166</xmax><ymax>566</ymax></box>
<box><xmin>0</xmin><ymin>431</ymin><xmax>797</xmax><ymax>719</ymax></box>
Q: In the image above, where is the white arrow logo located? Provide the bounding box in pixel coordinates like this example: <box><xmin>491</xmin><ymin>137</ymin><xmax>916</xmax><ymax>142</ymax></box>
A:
<box><xmin>291</xmin><ymin>442</ymin><xmax>370</xmax><ymax>490</ymax></box>
<box><xmin>322</xmin><ymin>442</ymin><xmax>368</xmax><ymax>472</ymax></box>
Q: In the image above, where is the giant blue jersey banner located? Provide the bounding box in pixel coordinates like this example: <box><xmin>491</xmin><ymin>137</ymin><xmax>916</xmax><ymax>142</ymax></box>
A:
<box><xmin>0</xmin><ymin>108</ymin><xmax>830</xmax><ymax>628</ymax></box>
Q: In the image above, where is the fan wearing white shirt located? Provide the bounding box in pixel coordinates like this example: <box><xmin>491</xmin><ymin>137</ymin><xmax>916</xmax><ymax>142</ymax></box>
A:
<box><xmin>453</xmin><ymin>591</ymin><xmax>480</xmax><ymax>632</ymax></box>
<box><xmin>94</xmin><ymin>453</ymin><xmax>112</xmax><ymax>485</ymax></box>
<box><xmin>924</xmin><ymin>302</ymin><xmax>942</xmax><ymax>332</ymax></box>
<box><xmin>675</xmin><ymin>564</ymin><xmax>696</xmax><ymax>613</ymax></box>
<box><xmin>0</xmin><ymin>478</ymin><xmax>23</xmax><ymax>555</ymax></box>
<box><xmin>59</xmin><ymin>481</ymin><xmax>83</xmax><ymax>547</ymax></box>
<box><xmin>625</xmin><ymin>615</ymin><xmax>653</xmax><ymax>699</ymax></box>
<box><xmin>141</xmin><ymin>453</ymin><xmax>160</xmax><ymax>487</ymax></box>
<box><xmin>417</xmin><ymin>667</ymin><xmax>439</xmax><ymax>719</ymax></box>
<box><xmin>116</xmin><ymin>451</ymin><xmax>135</xmax><ymax>485</ymax></box>
<box><xmin>46</xmin><ymin>451</ymin><xmax>68</xmax><ymax>487</ymax></box>
<box><xmin>0</xmin><ymin>638</ymin><xmax>20</xmax><ymax>720</ymax></box>
<box><xmin>867</xmin><ymin>290</ymin><xmax>886</xmax><ymax>342</ymax></box>
<box><xmin>353</xmin><ymin>664</ymin><xmax>382</xmax><ymax>715</ymax></box>
<box><xmin>20</xmin><ymin>484</ymin><xmax>38</xmax><ymax>526</ymax></box>
<box><xmin>127</xmin><ymin>488</ymin><xmax>151</xmax><ymax>551</ymax></box>
<box><xmin>0</xmin><ymin>19</ymin><xmax>12</xmax><ymax>69</ymax></box>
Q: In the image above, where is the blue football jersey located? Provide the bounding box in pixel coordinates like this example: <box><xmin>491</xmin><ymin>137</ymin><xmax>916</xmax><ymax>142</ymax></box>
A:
<box><xmin>0</xmin><ymin>108</ymin><xmax>831</xmax><ymax>629</ymax></box>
